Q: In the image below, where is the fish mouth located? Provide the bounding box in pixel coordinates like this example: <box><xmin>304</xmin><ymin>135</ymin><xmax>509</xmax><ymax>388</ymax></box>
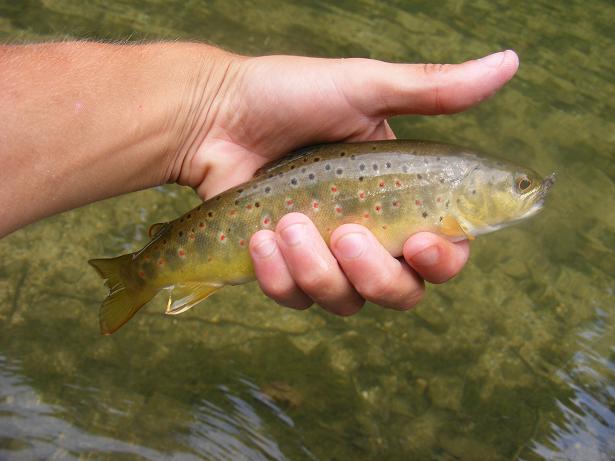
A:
<box><xmin>540</xmin><ymin>173</ymin><xmax>556</xmax><ymax>196</ymax></box>
<box><xmin>524</xmin><ymin>172</ymin><xmax>556</xmax><ymax>217</ymax></box>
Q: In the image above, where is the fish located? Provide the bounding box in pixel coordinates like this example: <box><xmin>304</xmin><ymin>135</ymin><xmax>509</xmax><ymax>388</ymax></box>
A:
<box><xmin>89</xmin><ymin>140</ymin><xmax>555</xmax><ymax>335</ymax></box>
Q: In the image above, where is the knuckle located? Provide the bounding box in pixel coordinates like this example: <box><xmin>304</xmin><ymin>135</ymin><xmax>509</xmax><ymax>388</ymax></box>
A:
<box><xmin>422</xmin><ymin>62</ymin><xmax>449</xmax><ymax>75</ymax></box>
<box><xmin>401</xmin><ymin>284</ymin><xmax>425</xmax><ymax>309</ymax></box>
<box><xmin>298</xmin><ymin>265</ymin><xmax>337</xmax><ymax>295</ymax></box>
<box><xmin>323</xmin><ymin>298</ymin><xmax>365</xmax><ymax>316</ymax></box>
<box><xmin>360</xmin><ymin>271</ymin><xmax>398</xmax><ymax>302</ymax></box>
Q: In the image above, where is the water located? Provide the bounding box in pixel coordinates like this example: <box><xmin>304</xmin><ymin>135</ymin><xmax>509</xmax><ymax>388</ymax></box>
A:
<box><xmin>0</xmin><ymin>1</ymin><xmax>614</xmax><ymax>459</ymax></box>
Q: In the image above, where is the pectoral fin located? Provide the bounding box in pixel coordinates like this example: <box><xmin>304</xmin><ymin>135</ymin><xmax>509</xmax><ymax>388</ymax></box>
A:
<box><xmin>440</xmin><ymin>215</ymin><xmax>475</xmax><ymax>241</ymax></box>
<box><xmin>165</xmin><ymin>282</ymin><xmax>222</xmax><ymax>315</ymax></box>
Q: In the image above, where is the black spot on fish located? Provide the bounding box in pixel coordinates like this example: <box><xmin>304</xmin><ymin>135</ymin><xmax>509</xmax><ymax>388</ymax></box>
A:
<box><xmin>359</xmin><ymin>164</ymin><xmax>366</xmax><ymax>171</ymax></box>
<box><xmin>417</xmin><ymin>174</ymin><xmax>422</xmax><ymax>179</ymax></box>
<box><xmin>309</xmin><ymin>173</ymin><xmax>315</xmax><ymax>180</ymax></box>
<box><xmin>372</xmin><ymin>164</ymin><xmax>378</xmax><ymax>171</ymax></box>
<box><xmin>301</xmin><ymin>167</ymin><xmax>306</xmax><ymax>173</ymax></box>
<box><xmin>402</xmin><ymin>165</ymin><xmax>409</xmax><ymax>173</ymax></box>
<box><xmin>439</xmin><ymin>178</ymin><xmax>445</xmax><ymax>183</ymax></box>
<box><xmin>208</xmin><ymin>211</ymin><xmax>213</xmax><ymax>218</ymax></box>
<box><xmin>445</xmin><ymin>200</ymin><xmax>450</xmax><ymax>208</ymax></box>
<box><xmin>359</xmin><ymin>176</ymin><xmax>364</xmax><ymax>181</ymax></box>
<box><xmin>336</xmin><ymin>168</ymin><xmax>343</xmax><ymax>175</ymax></box>
<box><xmin>291</xmin><ymin>178</ymin><xmax>298</xmax><ymax>185</ymax></box>
<box><xmin>385</xmin><ymin>162</ymin><xmax>391</xmax><ymax>168</ymax></box>
<box><xmin>252</xmin><ymin>184</ymin><xmax>258</xmax><ymax>189</ymax></box>
<box><xmin>314</xmin><ymin>157</ymin><xmax>320</xmax><ymax>162</ymax></box>
<box><xmin>439</xmin><ymin>216</ymin><xmax>443</xmax><ymax>222</ymax></box>
<box><xmin>187</xmin><ymin>214</ymin><xmax>191</xmax><ymax>219</ymax></box>
<box><xmin>237</xmin><ymin>188</ymin><xmax>243</xmax><ymax>193</ymax></box>
<box><xmin>371</xmin><ymin>145</ymin><xmax>377</xmax><ymax>150</ymax></box>
<box><xmin>197</xmin><ymin>205</ymin><xmax>202</xmax><ymax>211</ymax></box>
<box><xmin>350</xmin><ymin>154</ymin><xmax>356</xmax><ymax>160</ymax></box>
<box><xmin>340</xmin><ymin>151</ymin><xmax>346</xmax><ymax>157</ymax></box>
<box><xmin>255</xmin><ymin>202</ymin><xmax>260</xmax><ymax>208</ymax></box>
<box><xmin>234</xmin><ymin>199</ymin><xmax>239</xmax><ymax>205</ymax></box>
<box><xmin>265</xmin><ymin>186</ymin><xmax>271</xmax><ymax>193</ymax></box>
<box><xmin>325</xmin><ymin>164</ymin><xmax>331</xmax><ymax>171</ymax></box>
<box><xmin>290</xmin><ymin>165</ymin><xmax>295</xmax><ymax>170</ymax></box>
<box><xmin>215</xmin><ymin>196</ymin><xmax>221</xmax><ymax>201</ymax></box>
<box><xmin>437</xmin><ymin>157</ymin><xmax>441</xmax><ymax>161</ymax></box>
<box><xmin>472</xmin><ymin>190</ymin><xmax>476</xmax><ymax>195</ymax></box>
<box><xmin>422</xmin><ymin>211</ymin><xmax>428</xmax><ymax>218</ymax></box>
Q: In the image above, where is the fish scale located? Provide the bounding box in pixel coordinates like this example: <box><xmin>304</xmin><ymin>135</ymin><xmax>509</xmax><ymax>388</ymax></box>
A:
<box><xmin>89</xmin><ymin>140</ymin><xmax>554</xmax><ymax>334</ymax></box>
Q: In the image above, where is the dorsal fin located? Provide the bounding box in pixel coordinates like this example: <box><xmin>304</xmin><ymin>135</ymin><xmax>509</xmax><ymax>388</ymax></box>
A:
<box><xmin>148</xmin><ymin>222</ymin><xmax>168</xmax><ymax>239</ymax></box>
<box><xmin>252</xmin><ymin>145</ymin><xmax>323</xmax><ymax>178</ymax></box>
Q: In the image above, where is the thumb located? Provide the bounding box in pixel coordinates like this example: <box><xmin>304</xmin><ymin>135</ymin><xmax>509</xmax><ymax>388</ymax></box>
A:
<box><xmin>339</xmin><ymin>50</ymin><xmax>519</xmax><ymax>117</ymax></box>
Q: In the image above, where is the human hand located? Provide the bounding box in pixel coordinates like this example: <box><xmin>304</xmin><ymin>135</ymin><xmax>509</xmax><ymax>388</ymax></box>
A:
<box><xmin>173</xmin><ymin>50</ymin><xmax>519</xmax><ymax>314</ymax></box>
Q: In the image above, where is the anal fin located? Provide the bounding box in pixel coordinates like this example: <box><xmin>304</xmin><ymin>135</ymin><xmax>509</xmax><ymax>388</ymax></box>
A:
<box><xmin>165</xmin><ymin>282</ymin><xmax>222</xmax><ymax>315</ymax></box>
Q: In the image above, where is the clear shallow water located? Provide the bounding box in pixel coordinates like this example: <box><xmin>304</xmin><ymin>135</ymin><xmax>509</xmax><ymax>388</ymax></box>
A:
<box><xmin>1</xmin><ymin>1</ymin><xmax>614</xmax><ymax>460</ymax></box>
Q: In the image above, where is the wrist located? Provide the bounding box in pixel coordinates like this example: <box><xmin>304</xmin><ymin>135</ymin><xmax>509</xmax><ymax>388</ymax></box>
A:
<box><xmin>155</xmin><ymin>43</ymin><xmax>245</xmax><ymax>189</ymax></box>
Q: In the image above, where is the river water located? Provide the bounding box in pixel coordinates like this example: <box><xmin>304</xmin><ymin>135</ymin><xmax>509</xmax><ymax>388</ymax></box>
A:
<box><xmin>0</xmin><ymin>1</ymin><xmax>614</xmax><ymax>460</ymax></box>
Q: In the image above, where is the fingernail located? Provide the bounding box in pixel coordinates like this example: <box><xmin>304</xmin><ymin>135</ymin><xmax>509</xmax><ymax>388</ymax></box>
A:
<box><xmin>252</xmin><ymin>238</ymin><xmax>277</xmax><ymax>258</ymax></box>
<box><xmin>478</xmin><ymin>51</ymin><xmax>506</xmax><ymax>68</ymax></box>
<box><xmin>335</xmin><ymin>232</ymin><xmax>367</xmax><ymax>259</ymax></box>
<box><xmin>280</xmin><ymin>223</ymin><xmax>307</xmax><ymax>247</ymax></box>
<box><xmin>410</xmin><ymin>245</ymin><xmax>440</xmax><ymax>267</ymax></box>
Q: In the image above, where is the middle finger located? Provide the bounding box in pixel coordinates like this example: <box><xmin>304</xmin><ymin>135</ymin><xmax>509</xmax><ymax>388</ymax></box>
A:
<box><xmin>275</xmin><ymin>213</ymin><xmax>364</xmax><ymax>315</ymax></box>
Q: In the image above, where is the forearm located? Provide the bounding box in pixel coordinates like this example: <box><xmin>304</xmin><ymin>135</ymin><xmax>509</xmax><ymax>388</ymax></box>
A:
<box><xmin>0</xmin><ymin>41</ymin><xmax>234</xmax><ymax>237</ymax></box>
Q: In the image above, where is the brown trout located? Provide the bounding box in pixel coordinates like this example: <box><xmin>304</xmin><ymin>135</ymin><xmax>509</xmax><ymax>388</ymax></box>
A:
<box><xmin>89</xmin><ymin>140</ymin><xmax>554</xmax><ymax>335</ymax></box>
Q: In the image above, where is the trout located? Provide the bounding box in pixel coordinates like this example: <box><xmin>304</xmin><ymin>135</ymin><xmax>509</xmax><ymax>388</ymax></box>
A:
<box><xmin>89</xmin><ymin>140</ymin><xmax>554</xmax><ymax>335</ymax></box>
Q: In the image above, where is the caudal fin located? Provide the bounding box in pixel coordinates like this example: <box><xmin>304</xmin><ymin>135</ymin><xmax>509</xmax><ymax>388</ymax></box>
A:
<box><xmin>88</xmin><ymin>255</ymin><xmax>156</xmax><ymax>335</ymax></box>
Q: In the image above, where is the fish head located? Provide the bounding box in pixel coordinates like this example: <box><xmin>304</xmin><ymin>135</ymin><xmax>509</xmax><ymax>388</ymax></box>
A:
<box><xmin>453</xmin><ymin>160</ymin><xmax>555</xmax><ymax>237</ymax></box>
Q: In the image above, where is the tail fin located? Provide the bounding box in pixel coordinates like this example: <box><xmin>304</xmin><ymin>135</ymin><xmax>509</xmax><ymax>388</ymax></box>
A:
<box><xmin>88</xmin><ymin>255</ymin><xmax>156</xmax><ymax>335</ymax></box>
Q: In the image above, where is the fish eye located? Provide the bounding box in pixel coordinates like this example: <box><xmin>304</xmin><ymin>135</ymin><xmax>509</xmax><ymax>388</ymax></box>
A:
<box><xmin>516</xmin><ymin>177</ymin><xmax>532</xmax><ymax>192</ymax></box>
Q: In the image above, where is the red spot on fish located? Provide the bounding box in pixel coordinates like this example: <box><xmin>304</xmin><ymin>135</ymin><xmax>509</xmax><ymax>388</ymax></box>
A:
<box><xmin>358</xmin><ymin>191</ymin><xmax>366</xmax><ymax>200</ymax></box>
<box><xmin>229</xmin><ymin>209</ymin><xmax>237</xmax><ymax>216</ymax></box>
<box><xmin>392</xmin><ymin>200</ymin><xmax>400</xmax><ymax>208</ymax></box>
<box><xmin>375</xmin><ymin>204</ymin><xmax>382</xmax><ymax>213</ymax></box>
<box><xmin>178</xmin><ymin>248</ymin><xmax>186</xmax><ymax>257</ymax></box>
<box><xmin>157</xmin><ymin>258</ymin><xmax>165</xmax><ymax>266</ymax></box>
<box><xmin>199</xmin><ymin>222</ymin><xmax>205</xmax><ymax>228</ymax></box>
<box><xmin>239</xmin><ymin>239</ymin><xmax>245</xmax><ymax>247</ymax></box>
<box><xmin>286</xmin><ymin>199</ymin><xmax>293</xmax><ymax>206</ymax></box>
<box><xmin>263</xmin><ymin>217</ymin><xmax>271</xmax><ymax>225</ymax></box>
<box><xmin>415</xmin><ymin>199</ymin><xmax>422</xmax><ymax>206</ymax></box>
<box><xmin>395</xmin><ymin>180</ymin><xmax>402</xmax><ymax>187</ymax></box>
<box><xmin>312</xmin><ymin>201</ymin><xmax>319</xmax><ymax>209</ymax></box>
<box><xmin>138</xmin><ymin>271</ymin><xmax>145</xmax><ymax>278</ymax></box>
<box><xmin>335</xmin><ymin>206</ymin><xmax>342</xmax><ymax>214</ymax></box>
<box><xmin>220</xmin><ymin>234</ymin><xmax>226</xmax><ymax>241</ymax></box>
<box><xmin>437</xmin><ymin>196</ymin><xmax>442</xmax><ymax>202</ymax></box>
<box><xmin>331</xmin><ymin>186</ymin><xmax>338</xmax><ymax>193</ymax></box>
<box><xmin>143</xmin><ymin>255</ymin><xmax>150</xmax><ymax>262</ymax></box>
<box><xmin>246</xmin><ymin>204</ymin><xmax>253</xmax><ymax>210</ymax></box>
<box><xmin>363</xmin><ymin>212</ymin><xmax>370</xmax><ymax>219</ymax></box>
<box><xmin>379</xmin><ymin>181</ymin><xmax>385</xmax><ymax>188</ymax></box>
